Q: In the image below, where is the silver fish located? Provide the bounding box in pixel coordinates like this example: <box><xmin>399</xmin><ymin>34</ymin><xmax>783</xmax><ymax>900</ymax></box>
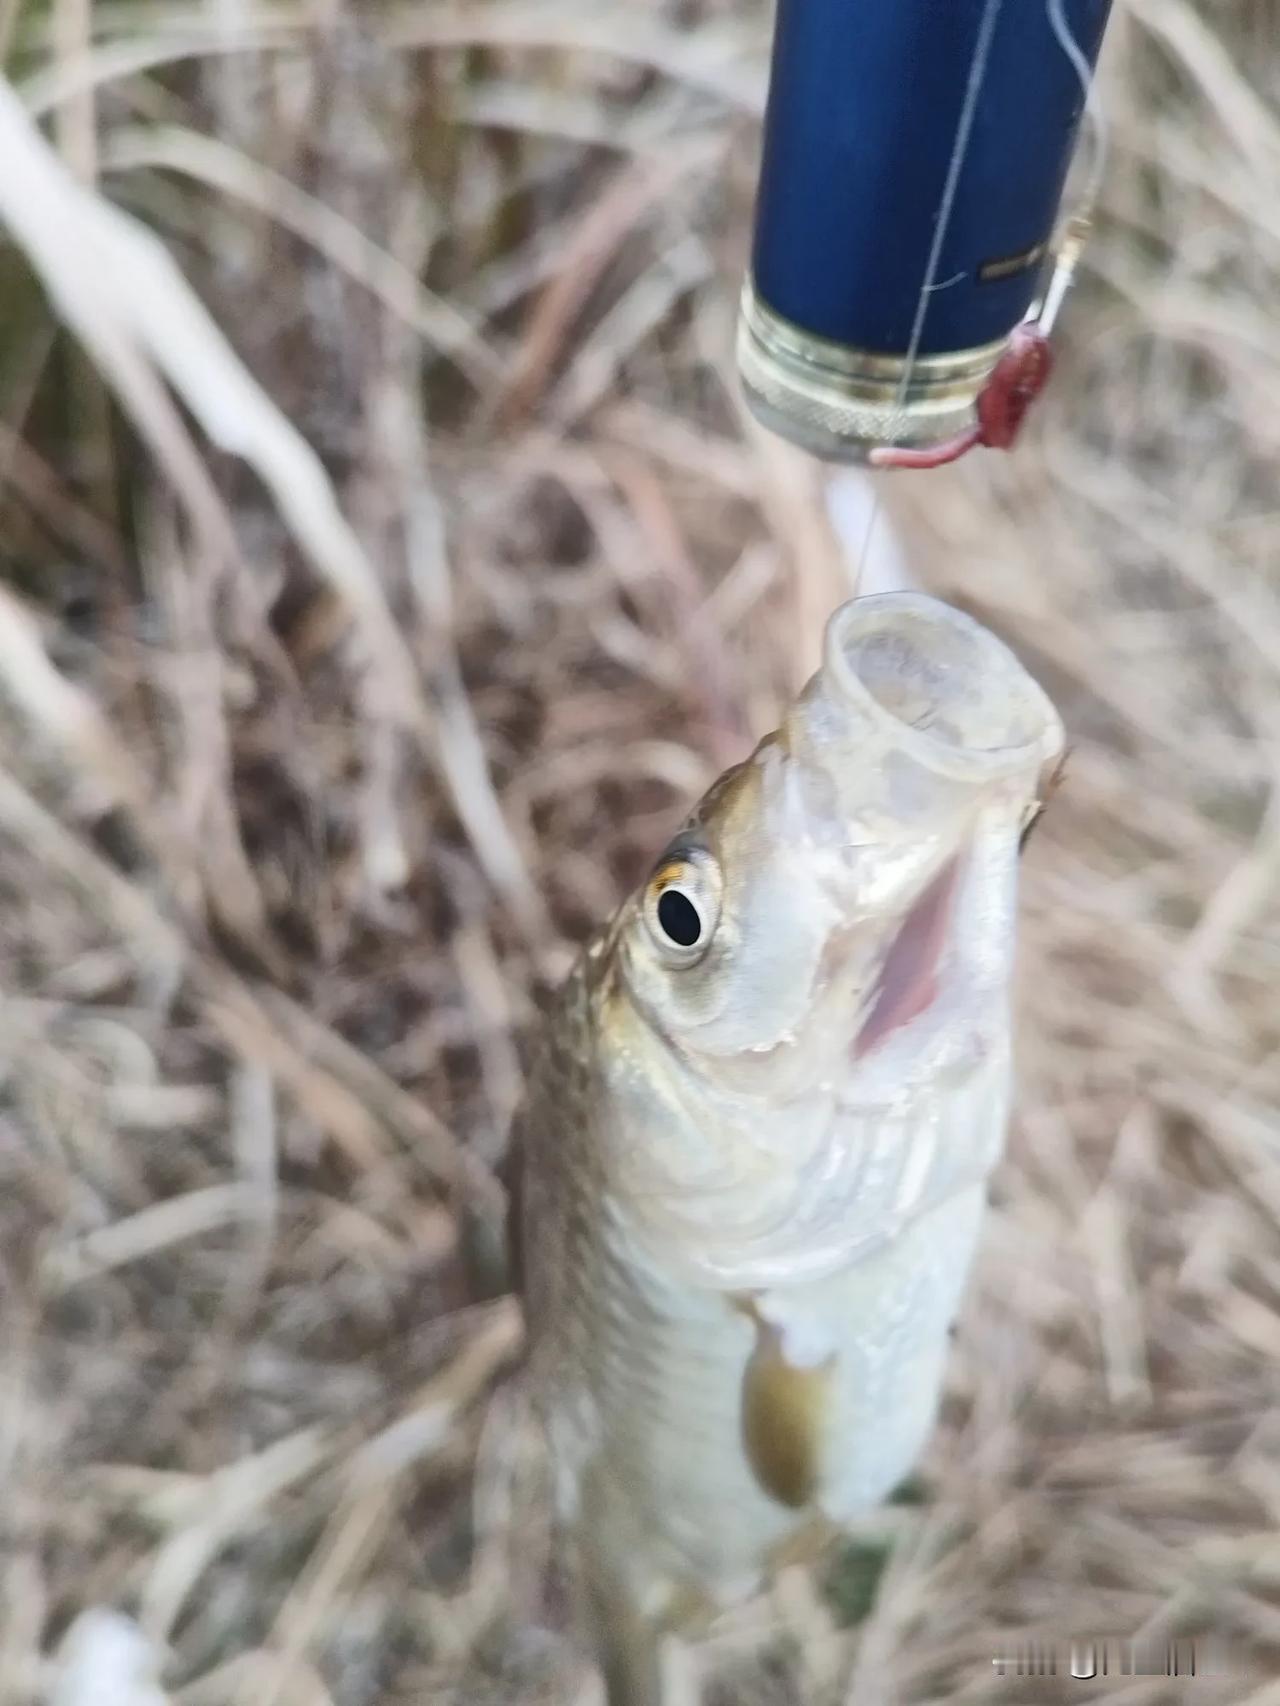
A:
<box><xmin>512</xmin><ymin>592</ymin><xmax>1063</xmax><ymax>1703</ymax></box>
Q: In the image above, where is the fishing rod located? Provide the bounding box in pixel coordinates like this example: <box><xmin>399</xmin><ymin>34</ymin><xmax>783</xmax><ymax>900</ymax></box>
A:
<box><xmin>737</xmin><ymin>0</ymin><xmax>1115</xmax><ymax>469</ymax></box>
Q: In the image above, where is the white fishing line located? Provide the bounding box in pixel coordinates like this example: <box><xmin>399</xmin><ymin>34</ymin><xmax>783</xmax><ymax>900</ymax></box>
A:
<box><xmin>853</xmin><ymin>0</ymin><xmax>1008</xmax><ymax>591</ymax></box>
<box><xmin>827</xmin><ymin>469</ymin><xmax>915</xmax><ymax>596</ymax></box>
<box><xmin>895</xmin><ymin>0</ymin><xmax>1008</xmax><ymax>414</ymax></box>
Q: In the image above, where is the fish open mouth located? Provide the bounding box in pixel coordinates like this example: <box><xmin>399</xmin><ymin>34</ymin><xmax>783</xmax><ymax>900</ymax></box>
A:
<box><xmin>824</xmin><ymin>594</ymin><xmax>1058</xmax><ymax>780</ymax></box>
<box><xmin>853</xmin><ymin>853</ymin><xmax>962</xmax><ymax>1059</ymax></box>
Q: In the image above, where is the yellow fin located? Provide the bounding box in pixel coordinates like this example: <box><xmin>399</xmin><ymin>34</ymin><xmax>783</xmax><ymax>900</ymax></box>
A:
<box><xmin>737</xmin><ymin>1301</ymin><xmax>835</xmax><ymax>1510</ymax></box>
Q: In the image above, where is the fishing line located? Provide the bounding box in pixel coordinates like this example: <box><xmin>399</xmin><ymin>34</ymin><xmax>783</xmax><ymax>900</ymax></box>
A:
<box><xmin>852</xmin><ymin>0</ymin><xmax>1008</xmax><ymax>593</ymax></box>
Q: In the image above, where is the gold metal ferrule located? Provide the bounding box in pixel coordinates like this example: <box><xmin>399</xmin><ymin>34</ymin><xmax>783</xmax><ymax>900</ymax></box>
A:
<box><xmin>736</xmin><ymin>277</ymin><xmax>1007</xmax><ymax>463</ymax></box>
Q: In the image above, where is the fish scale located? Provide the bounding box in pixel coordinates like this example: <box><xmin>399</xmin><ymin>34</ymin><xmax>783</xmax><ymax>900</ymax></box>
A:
<box><xmin>513</xmin><ymin>594</ymin><xmax>1062</xmax><ymax>1703</ymax></box>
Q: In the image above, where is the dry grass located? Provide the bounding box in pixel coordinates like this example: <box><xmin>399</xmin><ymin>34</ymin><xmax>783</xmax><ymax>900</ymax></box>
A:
<box><xmin>1</xmin><ymin>1</ymin><xmax>1279</xmax><ymax>1702</ymax></box>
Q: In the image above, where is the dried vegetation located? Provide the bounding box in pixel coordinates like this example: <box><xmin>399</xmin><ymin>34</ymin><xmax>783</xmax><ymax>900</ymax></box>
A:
<box><xmin>0</xmin><ymin>1</ymin><xmax>1278</xmax><ymax>1702</ymax></box>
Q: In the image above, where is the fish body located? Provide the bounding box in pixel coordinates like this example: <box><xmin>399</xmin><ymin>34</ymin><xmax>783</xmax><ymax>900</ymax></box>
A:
<box><xmin>515</xmin><ymin>594</ymin><xmax>1062</xmax><ymax>1702</ymax></box>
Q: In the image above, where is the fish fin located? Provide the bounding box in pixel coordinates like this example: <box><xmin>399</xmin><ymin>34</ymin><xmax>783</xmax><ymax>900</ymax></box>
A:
<box><xmin>1020</xmin><ymin>747</ymin><xmax>1071</xmax><ymax>851</ymax></box>
<box><xmin>765</xmin><ymin>1512</ymin><xmax>841</xmax><ymax>1575</ymax></box>
<box><xmin>595</xmin><ymin>1608</ymin><xmax>664</xmax><ymax>1706</ymax></box>
<box><xmin>578</xmin><ymin>1467</ymin><xmax>686</xmax><ymax>1706</ymax></box>
<box><xmin>738</xmin><ymin>1301</ymin><xmax>836</xmax><ymax>1510</ymax></box>
<box><xmin>589</xmin><ymin>1579</ymin><xmax>704</xmax><ymax>1706</ymax></box>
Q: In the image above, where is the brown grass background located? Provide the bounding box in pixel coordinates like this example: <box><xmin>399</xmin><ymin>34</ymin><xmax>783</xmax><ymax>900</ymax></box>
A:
<box><xmin>1</xmin><ymin>2</ymin><xmax>1279</xmax><ymax>1702</ymax></box>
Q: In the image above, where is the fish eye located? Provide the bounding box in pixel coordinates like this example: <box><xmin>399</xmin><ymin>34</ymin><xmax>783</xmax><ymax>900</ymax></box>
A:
<box><xmin>642</xmin><ymin>849</ymin><xmax>721</xmax><ymax>963</ymax></box>
<box><xmin>657</xmin><ymin>886</ymin><xmax>703</xmax><ymax>947</ymax></box>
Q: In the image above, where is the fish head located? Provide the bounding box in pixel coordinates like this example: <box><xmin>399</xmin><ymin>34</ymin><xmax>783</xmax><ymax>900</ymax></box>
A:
<box><xmin>599</xmin><ymin>593</ymin><xmax>1064</xmax><ymax>1283</ymax></box>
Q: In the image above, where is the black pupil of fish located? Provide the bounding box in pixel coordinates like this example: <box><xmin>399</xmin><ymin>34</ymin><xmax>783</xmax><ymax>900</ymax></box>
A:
<box><xmin>657</xmin><ymin>887</ymin><xmax>702</xmax><ymax>947</ymax></box>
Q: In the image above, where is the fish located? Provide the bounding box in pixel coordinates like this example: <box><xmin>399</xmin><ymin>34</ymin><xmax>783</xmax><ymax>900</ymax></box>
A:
<box><xmin>511</xmin><ymin>592</ymin><xmax>1064</xmax><ymax>1704</ymax></box>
